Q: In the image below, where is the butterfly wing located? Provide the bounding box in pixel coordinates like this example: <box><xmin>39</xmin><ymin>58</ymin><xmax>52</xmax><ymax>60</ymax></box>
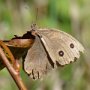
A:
<box><xmin>37</xmin><ymin>28</ymin><xmax>84</xmax><ymax>66</ymax></box>
<box><xmin>23</xmin><ymin>36</ymin><xmax>53</xmax><ymax>79</ymax></box>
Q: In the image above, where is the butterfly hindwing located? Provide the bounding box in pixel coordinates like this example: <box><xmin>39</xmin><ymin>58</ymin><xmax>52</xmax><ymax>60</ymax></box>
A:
<box><xmin>37</xmin><ymin>28</ymin><xmax>84</xmax><ymax>66</ymax></box>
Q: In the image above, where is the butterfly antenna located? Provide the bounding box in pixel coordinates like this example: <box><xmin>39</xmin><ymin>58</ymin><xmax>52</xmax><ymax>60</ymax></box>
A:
<box><xmin>31</xmin><ymin>8</ymin><xmax>39</xmax><ymax>31</ymax></box>
<box><xmin>35</xmin><ymin>8</ymin><xmax>38</xmax><ymax>23</ymax></box>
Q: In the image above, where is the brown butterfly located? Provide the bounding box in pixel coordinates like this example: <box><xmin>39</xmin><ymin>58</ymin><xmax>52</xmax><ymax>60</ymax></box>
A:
<box><xmin>23</xmin><ymin>24</ymin><xmax>84</xmax><ymax>79</ymax></box>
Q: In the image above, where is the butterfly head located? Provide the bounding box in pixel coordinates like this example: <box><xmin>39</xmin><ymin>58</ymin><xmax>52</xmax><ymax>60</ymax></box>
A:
<box><xmin>31</xmin><ymin>23</ymin><xmax>37</xmax><ymax>30</ymax></box>
<box><xmin>30</xmin><ymin>23</ymin><xmax>38</xmax><ymax>36</ymax></box>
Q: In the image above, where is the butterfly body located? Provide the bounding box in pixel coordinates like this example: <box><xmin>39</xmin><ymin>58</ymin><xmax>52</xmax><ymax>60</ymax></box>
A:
<box><xmin>24</xmin><ymin>28</ymin><xmax>84</xmax><ymax>79</ymax></box>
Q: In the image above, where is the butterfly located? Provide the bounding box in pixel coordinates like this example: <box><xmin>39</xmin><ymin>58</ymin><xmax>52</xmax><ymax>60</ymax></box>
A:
<box><xmin>23</xmin><ymin>24</ymin><xmax>84</xmax><ymax>79</ymax></box>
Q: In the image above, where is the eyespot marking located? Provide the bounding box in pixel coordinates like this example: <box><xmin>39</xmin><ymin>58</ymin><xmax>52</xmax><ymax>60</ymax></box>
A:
<box><xmin>70</xmin><ymin>43</ymin><xmax>74</xmax><ymax>48</ymax></box>
<box><xmin>58</xmin><ymin>51</ymin><xmax>64</xmax><ymax>57</ymax></box>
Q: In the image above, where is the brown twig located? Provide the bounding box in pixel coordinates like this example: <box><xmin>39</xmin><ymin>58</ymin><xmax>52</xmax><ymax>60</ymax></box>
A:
<box><xmin>0</xmin><ymin>47</ymin><xmax>27</xmax><ymax>90</ymax></box>
<box><xmin>0</xmin><ymin>40</ymin><xmax>17</xmax><ymax>70</ymax></box>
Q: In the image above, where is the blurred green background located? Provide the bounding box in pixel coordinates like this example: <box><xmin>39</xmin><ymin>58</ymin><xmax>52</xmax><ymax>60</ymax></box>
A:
<box><xmin>0</xmin><ymin>0</ymin><xmax>89</xmax><ymax>90</ymax></box>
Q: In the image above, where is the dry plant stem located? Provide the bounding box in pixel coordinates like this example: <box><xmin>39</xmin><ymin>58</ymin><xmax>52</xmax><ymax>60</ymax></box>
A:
<box><xmin>0</xmin><ymin>40</ymin><xmax>17</xmax><ymax>70</ymax></box>
<box><xmin>0</xmin><ymin>47</ymin><xmax>27</xmax><ymax>90</ymax></box>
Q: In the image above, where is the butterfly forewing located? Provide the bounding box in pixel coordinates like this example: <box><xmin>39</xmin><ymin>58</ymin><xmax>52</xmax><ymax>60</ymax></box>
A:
<box><xmin>23</xmin><ymin>36</ymin><xmax>53</xmax><ymax>79</ymax></box>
